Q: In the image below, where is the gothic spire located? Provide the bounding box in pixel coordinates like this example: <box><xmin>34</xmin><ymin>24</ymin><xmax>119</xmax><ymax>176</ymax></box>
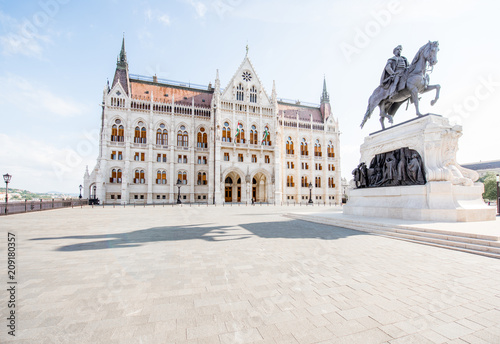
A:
<box><xmin>117</xmin><ymin>34</ymin><xmax>127</xmax><ymax>69</ymax></box>
<box><xmin>112</xmin><ymin>34</ymin><xmax>130</xmax><ymax>96</ymax></box>
<box><xmin>321</xmin><ymin>75</ymin><xmax>329</xmax><ymax>103</ymax></box>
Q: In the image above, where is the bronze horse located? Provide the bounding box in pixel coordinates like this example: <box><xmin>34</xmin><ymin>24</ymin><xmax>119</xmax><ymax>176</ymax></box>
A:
<box><xmin>361</xmin><ymin>41</ymin><xmax>441</xmax><ymax>130</ymax></box>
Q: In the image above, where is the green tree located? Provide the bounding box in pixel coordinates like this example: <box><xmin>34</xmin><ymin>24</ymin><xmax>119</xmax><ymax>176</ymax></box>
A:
<box><xmin>479</xmin><ymin>172</ymin><xmax>497</xmax><ymax>201</ymax></box>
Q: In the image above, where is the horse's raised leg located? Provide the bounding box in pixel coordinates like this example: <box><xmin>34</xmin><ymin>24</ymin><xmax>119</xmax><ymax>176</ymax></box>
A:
<box><xmin>426</xmin><ymin>84</ymin><xmax>441</xmax><ymax>106</ymax></box>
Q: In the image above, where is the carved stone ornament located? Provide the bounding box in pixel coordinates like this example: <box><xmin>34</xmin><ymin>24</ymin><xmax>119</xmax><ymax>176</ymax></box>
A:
<box><xmin>352</xmin><ymin>147</ymin><xmax>425</xmax><ymax>188</ymax></box>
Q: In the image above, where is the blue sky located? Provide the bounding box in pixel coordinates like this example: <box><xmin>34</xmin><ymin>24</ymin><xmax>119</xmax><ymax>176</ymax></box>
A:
<box><xmin>1</xmin><ymin>0</ymin><xmax>499</xmax><ymax>193</ymax></box>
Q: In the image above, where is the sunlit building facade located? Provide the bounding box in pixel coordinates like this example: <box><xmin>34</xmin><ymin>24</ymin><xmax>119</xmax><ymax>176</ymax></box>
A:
<box><xmin>84</xmin><ymin>40</ymin><xmax>341</xmax><ymax>204</ymax></box>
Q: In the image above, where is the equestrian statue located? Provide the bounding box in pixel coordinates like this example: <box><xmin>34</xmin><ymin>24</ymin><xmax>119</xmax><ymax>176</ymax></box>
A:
<box><xmin>360</xmin><ymin>41</ymin><xmax>441</xmax><ymax>130</ymax></box>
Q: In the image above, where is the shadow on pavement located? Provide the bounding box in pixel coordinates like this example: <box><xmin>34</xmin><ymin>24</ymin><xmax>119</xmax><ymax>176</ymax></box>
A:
<box><xmin>30</xmin><ymin>219</ymin><xmax>364</xmax><ymax>252</ymax></box>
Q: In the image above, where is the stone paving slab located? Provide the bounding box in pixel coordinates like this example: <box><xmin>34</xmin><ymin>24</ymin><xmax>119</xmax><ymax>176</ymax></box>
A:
<box><xmin>0</xmin><ymin>205</ymin><xmax>500</xmax><ymax>343</ymax></box>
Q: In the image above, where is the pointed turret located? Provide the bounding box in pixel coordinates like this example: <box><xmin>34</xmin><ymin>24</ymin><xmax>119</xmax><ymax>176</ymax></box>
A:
<box><xmin>321</xmin><ymin>75</ymin><xmax>330</xmax><ymax>103</ymax></box>
<box><xmin>111</xmin><ymin>35</ymin><xmax>130</xmax><ymax>96</ymax></box>
<box><xmin>320</xmin><ymin>76</ymin><xmax>331</xmax><ymax>121</ymax></box>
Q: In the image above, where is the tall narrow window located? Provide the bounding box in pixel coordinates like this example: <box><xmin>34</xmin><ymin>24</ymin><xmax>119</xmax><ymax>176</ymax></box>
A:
<box><xmin>197</xmin><ymin>127</ymin><xmax>207</xmax><ymax>148</ymax></box>
<box><xmin>328</xmin><ymin>141</ymin><xmax>335</xmax><ymax>158</ymax></box>
<box><xmin>250</xmin><ymin>125</ymin><xmax>258</xmax><ymax>145</ymax></box>
<box><xmin>315</xmin><ymin>176</ymin><xmax>321</xmax><ymax>188</ymax></box>
<box><xmin>111</xmin><ymin>125</ymin><xmax>118</xmax><ymax>142</ymax></box>
<box><xmin>301</xmin><ymin>139</ymin><xmax>308</xmax><ymax>156</ymax></box>
<box><xmin>250</xmin><ymin>85</ymin><xmax>257</xmax><ymax>103</ymax></box>
<box><xmin>222</xmin><ymin>122</ymin><xmax>231</xmax><ymax>142</ymax></box>
<box><xmin>117</xmin><ymin>125</ymin><xmax>124</xmax><ymax>142</ymax></box>
<box><xmin>315</xmin><ymin>140</ymin><xmax>322</xmax><ymax>157</ymax></box>
<box><xmin>156</xmin><ymin>170</ymin><xmax>167</xmax><ymax>184</ymax></box>
<box><xmin>287</xmin><ymin>176</ymin><xmax>294</xmax><ymax>187</ymax></box>
<box><xmin>117</xmin><ymin>169</ymin><xmax>122</xmax><ymax>183</ymax></box>
<box><xmin>286</xmin><ymin>137</ymin><xmax>294</xmax><ymax>155</ymax></box>
<box><xmin>236</xmin><ymin>83</ymin><xmax>244</xmax><ymax>101</ymax></box>
<box><xmin>178</xmin><ymin>171</ymin><xmax>187</xmax><ymax>184</ymax></box>
<box><xmin>302</xmin><ymin>176</ymin><xmax>308</xmax><ymax>188</ymax></box>
<box><xmin>110</xmin><ymin>169</ymin><xmax>117</xmax><ymax>183</ymax></box>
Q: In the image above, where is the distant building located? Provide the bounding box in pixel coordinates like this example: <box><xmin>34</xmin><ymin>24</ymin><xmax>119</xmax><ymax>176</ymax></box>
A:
<box><xmin>462</xmin><ymin>160</ymin><xmax>500</xmax><ymax>178</ymax></box>
<box><xmin>84</xmin><ymin>39</ymin><xmax>341</xmax><ymax>204</ymax></box>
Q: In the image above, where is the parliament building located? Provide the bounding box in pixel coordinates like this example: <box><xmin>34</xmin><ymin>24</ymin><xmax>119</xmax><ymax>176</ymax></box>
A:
<box><xmin>84</xmin><ymin>39</ymin><xmax>341</xmax><ymax>204</ymax></box>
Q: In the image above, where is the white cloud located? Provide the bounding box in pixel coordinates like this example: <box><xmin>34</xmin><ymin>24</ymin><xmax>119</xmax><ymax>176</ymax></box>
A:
<box><xmin>0</xmin><ymin>11</ymin><xmax>52</xmax><ymax>58</ymax></box>
<box><xmin>158</xmin><ymin>14</ymin><xmax>171</xmax><ymax>26</ymax></box>
<box><xmin>0</xmin><ymin>75</ymin><xmax>84</xmax><ymax>117</ymax></box>
<box><xmin>144</xmin><ymin>9</ymin><xmax>171</xmax><ymax>26</ymax></box>
<box><xmin>0</xmin><ymin>133</ymin><xmax>97</xmax><ymax>193</ymax></box>
<box><xmin>185</xmin><ymin>0</ymin><xmax>208</xmax><ymax>18</ymax></box>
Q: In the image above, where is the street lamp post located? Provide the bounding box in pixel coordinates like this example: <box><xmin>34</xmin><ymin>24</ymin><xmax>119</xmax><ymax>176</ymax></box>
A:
<box><xmin>308</xmin><ymin>182</ymin><xmax>313</xmax><ymax>204</ymax></box>
<box><xmin>496</xmin><ymin>174</ymin><xmax>499</xmax><ymax>215</ymax></box>
<box><xmin>79</xmin><ymin>185</ymin><xmax>83</xmax><ymax>199</ymax></box>
<box><xmin>176</xmin><ymin>179</ymin><xmax>182</xmax><ymax>204</ymax></box>
<box><xmin>3</xmin><ymin>173</ymin><xmax>12</xmax><ymax>215</ymax></box>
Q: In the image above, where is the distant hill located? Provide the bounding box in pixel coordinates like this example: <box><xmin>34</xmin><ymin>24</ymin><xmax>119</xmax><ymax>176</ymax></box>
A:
<box><xmin>0</xmin><ymin>188</ymin><xmax>77</xmax><ymax>201</ymax></box>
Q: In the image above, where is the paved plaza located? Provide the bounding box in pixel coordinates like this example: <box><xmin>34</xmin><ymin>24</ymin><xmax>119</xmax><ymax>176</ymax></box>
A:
<box><xmin>1</xmin><ymin>205</ymin><xmax>500</xmax><ymax>343</ymax></box>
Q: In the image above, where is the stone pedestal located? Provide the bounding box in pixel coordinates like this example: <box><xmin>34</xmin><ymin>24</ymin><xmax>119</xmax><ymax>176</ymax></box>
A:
<box><xmin>344</xmin><ymin>115</ymin><xmax>496</xmax><ymax>222</ymax></box>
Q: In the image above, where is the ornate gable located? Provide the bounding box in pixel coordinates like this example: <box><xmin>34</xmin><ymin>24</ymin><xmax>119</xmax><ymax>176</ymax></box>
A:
<box><xmin>221</xmin><ymin>52</ymin><xmax>271</xmax><ymax>106</ymax></box>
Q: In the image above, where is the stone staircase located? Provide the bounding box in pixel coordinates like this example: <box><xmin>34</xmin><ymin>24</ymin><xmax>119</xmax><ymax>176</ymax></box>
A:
<box><xmin>285</xmin><ymin>213</ymin><xmax>500</xmax><ymax>259</ymax></box>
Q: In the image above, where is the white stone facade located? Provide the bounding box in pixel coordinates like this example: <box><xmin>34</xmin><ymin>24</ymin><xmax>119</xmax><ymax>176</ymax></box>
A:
<box><xmin>84</xmin><ymin>43</ymin><xmax>341</xmax><ymax>204</ymax></box>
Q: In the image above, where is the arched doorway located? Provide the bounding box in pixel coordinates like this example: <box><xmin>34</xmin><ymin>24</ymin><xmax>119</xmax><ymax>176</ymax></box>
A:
<box><xmin>224</xmin><ymin>171</ymin><xmax>244</xmax><ymax>203</ymax></box>
<box><xmin>225</xmin><ymin>176</ymin><xmax>232</xmax><ymax>203</ymax></box>
<box><xmin>252</xmin><ymin>172</ymin><xmax>267</xmax><ymax>202</ymax></box>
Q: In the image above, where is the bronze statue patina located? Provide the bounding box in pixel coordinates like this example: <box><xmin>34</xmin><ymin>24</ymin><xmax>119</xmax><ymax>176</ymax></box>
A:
<box><xmin>352</xmin><ymin>148</ymin><xmax>426</xmax><ymax>188</ymax></box>
<box><xmin>361</xmin><ymin>41</ymin><xmax>441</xmax><ymax>130</ymax></box>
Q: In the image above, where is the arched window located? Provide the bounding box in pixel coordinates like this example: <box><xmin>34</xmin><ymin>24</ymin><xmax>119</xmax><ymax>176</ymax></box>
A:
<box><xmin>177</xmin><ymin>171</ymin><xmax>187</xmax><ymax>184</ymax></box>
<box><xmin>328</xmin><ymin>177</ymin><xmax>335</xmax><ymax>188</ymax></box>
<box><xmin>328</xmin><ymin>141</ymin><xmax>335</xmax><ymax>158</ymax></box>
<box><xmin>177</xmin><ymin>128</ymin><xmax>188</xmax><ymax>147</ymax></box>
<box><xmin>287</xmin><ymin>176</ymin><xmax>294</xmax><ymax>187</ymax></box>
<box><xmin>314</xmin><ymin>140</ymin><xmax>322</xmax><ymax>157</ymax></box>
<box><xmin>300</xmin><ymin>138</ymin><xmax>308</xmax><ymax>156</ymax></box>
<box><xmin>197</xmin><ymin>127</ymin><xmax>207</xmax><ymax>148</ymax></box>
<box><xmin>110</xmin><ymin>169</ymin><xmax>116</xmax><ymax>183</ymax></box>
<box><xmin>117</xmin><ymin>125</ymin><xmax>124</xmax><ymax>142</ymax></box>
<box><xmin>134</xmin><ymin>122</ymin><xmax>146</xmax><ymax>143</ymax></box>
<box><xmin>222</xmin><ymin>122</ymin><xmax>231</xmax><ymax>142</ymax></box>
<box><xmin>235</xmin><ymin>123</ymin><xmax>244</xmax><ymax>143</ymax></box>
<box><xmin>156</xmin><ymin>125</ymin><xmax>168</xmax><ymax>145</ymax></box>
<box><xmin>315</xmin><ymin>176</ymin><xmax>321</xmax><ymax>188</ymax></box>
<box><xmin>250</xmin><ymin>86</ymin><xmax>257</xmax><ymax>103</ymax></box>
<box><xmin>286</xmin><ymin>137</ymin><xmax>294</xmax><ymax>155</ymax></box>
<box><xmin>225</xmin><ymin>176</ymin><xmax>233</xmax><ymax>184</ymax></box>
<box><xmin>262</xmin><ymin>126</ymin><xmax>271</xmax><ymax>145</ymax></box>
<box><xmin>111</xmin><ymin>125</ymin><xmax>117</xmax><ymax>141</ymax></box>
<box><xmin>197</xmin><ymin>172</ymin><xmax>207</xmax><ymax>185</ymax></box>
<box><xmin>134</xmin><ymin>169</ymin><xmax>145</xmax><ymax>184</ymax></box>
<box><xmin>111</xmin><ymin>119</ymin><xmax>125</xmax><ymax>142</ymax></box>
<box><xmin>236</xmin><ymin>83</ymin><xmax>244</xmax><ymax>101</ymax></box>
<box><xmin>156</xmin><ymin>170</ymin><xmax>167</xmax><ymax>184</ymax></box>
<box><xmin>301</xmin><ymin>176</ymin><xmax>308</xmax><ymax>187</ymax></box>
<box><xmin>250</xmin><ymin>125</ymin><xmax>258</xmax><ymax>145</ymax></box>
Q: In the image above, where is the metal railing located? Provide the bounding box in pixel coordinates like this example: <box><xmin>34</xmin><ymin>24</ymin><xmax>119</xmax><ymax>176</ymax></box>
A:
<box><xmin>0</xmin><ymin>199</ymin><xmax>88</xmax><ymax>216</ymax></box>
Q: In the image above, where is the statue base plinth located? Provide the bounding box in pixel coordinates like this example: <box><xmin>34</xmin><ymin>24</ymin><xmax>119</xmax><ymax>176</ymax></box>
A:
<box><xmin>345</xmin><ymin>115</ymin><xmax>495</xmax><ymax>222</ymax></box>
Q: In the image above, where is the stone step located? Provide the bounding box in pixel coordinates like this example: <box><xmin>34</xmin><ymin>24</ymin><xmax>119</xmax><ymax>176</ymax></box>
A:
<box><xmin>285</xmin><ymin>213</ymin><xmax>500</xmax><ymax>259</ymax></box>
